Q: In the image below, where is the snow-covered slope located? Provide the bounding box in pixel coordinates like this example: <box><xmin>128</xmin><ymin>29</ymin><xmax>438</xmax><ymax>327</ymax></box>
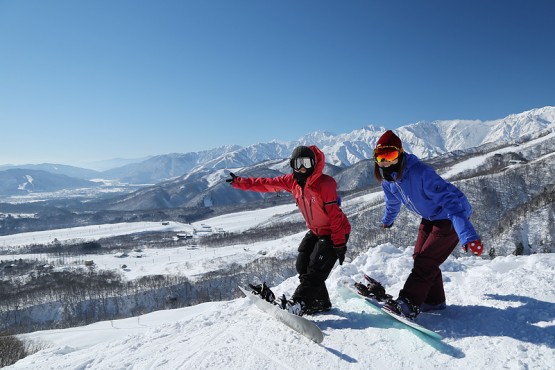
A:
<box><xmin>2</xmin><ymin>177</ymin><xmax>554</xmax><ymax>369</ymax></box>
<box><xmin>12</xmin><ymin>247</ymin><xmax>555</xmax><ymax>370</ymax></box>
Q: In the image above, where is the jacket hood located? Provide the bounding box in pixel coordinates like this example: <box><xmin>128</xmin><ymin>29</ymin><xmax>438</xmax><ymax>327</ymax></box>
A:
<box><xmin>384</xmin><ymin>152</ymin><xmax>416</xmax><ymax>181</ymax></box>
<box><xmin>401</xmin><ymin>153</ymin><xmax>419</xmax><ymax>176</ymax></box>
<box><xmin>305</xmin><ymin>145</ymin><xmax>325</xmax><ymax>186</ymax></box>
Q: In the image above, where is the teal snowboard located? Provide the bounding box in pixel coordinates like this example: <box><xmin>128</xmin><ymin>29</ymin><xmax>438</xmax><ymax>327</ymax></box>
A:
<box><xmin>341</xmin><ymin>283</ymin><xmax>443</xmax><ymax>340</ymax></box>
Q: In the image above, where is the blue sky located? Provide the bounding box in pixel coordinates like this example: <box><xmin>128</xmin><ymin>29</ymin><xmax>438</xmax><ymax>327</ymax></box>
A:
<box><xmin>1</xmin><ymin>0</ymin><xmax>554</xmax><ymax>167</ymax></box>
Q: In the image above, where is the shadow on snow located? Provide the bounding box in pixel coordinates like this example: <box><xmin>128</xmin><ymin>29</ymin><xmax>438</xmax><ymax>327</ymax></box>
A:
<box><xmin>317</xmin><ymin>308</ymin><xmax>465</xmax><ymax>359</ymax></box>
<box><xmin>430</xmin><ymin>294</ymin><xmax>555</xmax><ymax>348</ymax></box>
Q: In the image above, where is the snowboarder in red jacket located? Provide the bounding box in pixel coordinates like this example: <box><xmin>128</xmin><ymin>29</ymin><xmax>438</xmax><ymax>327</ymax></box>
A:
<box><xmin>227</xmin><ymin>145</ymin><xmax>351</xmax><ymax>315</ymax></box>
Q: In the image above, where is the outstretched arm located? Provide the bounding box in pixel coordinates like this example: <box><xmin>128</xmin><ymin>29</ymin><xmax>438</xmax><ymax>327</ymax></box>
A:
<box><xmin>227</xmin><ymin>172</ymin><xmax>296</xmax><ymax>193</ymax></box>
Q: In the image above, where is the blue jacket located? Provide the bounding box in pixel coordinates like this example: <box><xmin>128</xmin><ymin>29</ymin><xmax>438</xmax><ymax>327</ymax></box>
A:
<box><xmin>381</xmin><ymin>153</ymin><xmax>479</xmax><ymax>245</ymax></box>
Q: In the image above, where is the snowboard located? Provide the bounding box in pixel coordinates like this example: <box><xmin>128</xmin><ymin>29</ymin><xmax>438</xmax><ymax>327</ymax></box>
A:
<box><xmin>341</xmin><ymin>282</ymin><xmax>443</xmax><ymax>340</ymax></box>
<box><xmin>238</xmin><ymin>286</ymin><xmax>324</xmax><ymax>344</ymax></box>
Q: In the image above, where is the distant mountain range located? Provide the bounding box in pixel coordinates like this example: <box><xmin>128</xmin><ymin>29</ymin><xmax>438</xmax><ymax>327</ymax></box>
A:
<box><xmin>0</xmin><ymin>169</ymin><xmax>100</xmax><ymax>196</ymax></box>
<box><xmin>1</xmin><ymin>107</ymin><xmax>554</xmax><ymax>258</ymax></box>
<box><xmin>0</xmin><ymin>163</ymin><xmax>100</xmax><ymax>180</ymax></box>
<box><xmin>94</xmin><ymin>106</ymin><xmax>555</xmax><ymax>184</ymax></box>
<box><xmin>1</xmin><ymin>106</ymin><xmax>554</xmax><ymax>201</ymax></box>
<box><xmin>99</xmin><ymin>106</ymin><xmax>555</xmax><ymax>211</ymax></box>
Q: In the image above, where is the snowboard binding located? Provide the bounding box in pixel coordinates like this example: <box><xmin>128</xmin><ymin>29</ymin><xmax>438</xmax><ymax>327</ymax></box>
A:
<box><xmin>248</xmin><ymin>282</ymin><xmax>276</xmax><ymax>303</ymax></box>
<box><xmin>354</xmin><ymin>274</ymin><xmax>392</xmax><ymax>302</ymax></box>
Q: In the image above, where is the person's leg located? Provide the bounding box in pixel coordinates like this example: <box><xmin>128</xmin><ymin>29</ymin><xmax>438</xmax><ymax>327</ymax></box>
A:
<box><xmin>293</xmin><ymin>236</ymin><xmax>337</xmax><ymax>308</ymax></box>
<box><xmin>295</xmin><ymin>231</ymin><xmax>318</xmax><ymax>276</ymax></box>
<box><xmin>425</xmin><ymin>270</ymin><xmax>446</xmax><ymax>306</ymax></box>
<box><xmin>399</xmin><ymin>219</ymin><xmax>459</xmax><ymax>307</ymax></box>
<box><xmin>412</xmin><ymin>219</ymin><xmax>433</xmax><ymax>257</ymax></box>
<box><xmin>412</xmin><ymin>219</ymin><xmax>449</xmax><ymax>305</ymax></box>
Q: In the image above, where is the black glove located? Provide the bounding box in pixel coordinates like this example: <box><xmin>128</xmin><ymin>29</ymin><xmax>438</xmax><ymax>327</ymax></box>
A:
<box><xmin>334</xmin><ymin>244</ymin><xmax>347</xmax><ymax>265</ymax></box>
<box><xmin>226</xmin><ymin>172</ymin><xmax>237</xmax><ymax>184</ymax></box>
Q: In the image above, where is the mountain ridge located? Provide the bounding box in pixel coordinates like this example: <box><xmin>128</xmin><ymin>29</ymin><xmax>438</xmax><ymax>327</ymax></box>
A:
<box><xmin>1</xmin><ymin>106</ymin><xmax>553</xmax><ymax>198</ymax></box>
<box><xmin>75</xmin><ymin>105</ymin><xmax>555</xmax><ymax>182</ymax></box>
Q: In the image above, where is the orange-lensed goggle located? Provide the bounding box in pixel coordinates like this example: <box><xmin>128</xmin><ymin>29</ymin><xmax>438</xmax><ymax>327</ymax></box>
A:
<box><xmin>374</xmin><ymin>146</ymin><xmax>402</xmax><ymax>163</ymax></box>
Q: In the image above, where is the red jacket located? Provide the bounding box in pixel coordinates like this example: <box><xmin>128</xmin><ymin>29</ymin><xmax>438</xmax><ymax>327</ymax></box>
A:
<box><xmin>231</xmin><ymin>145</ymin><xmax>351</xmax><ymax>246</ymax></box>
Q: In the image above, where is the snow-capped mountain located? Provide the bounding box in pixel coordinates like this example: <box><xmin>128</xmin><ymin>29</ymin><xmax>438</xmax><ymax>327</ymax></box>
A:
<box><xmin>1</xmin><ymin>107</ymin><xmax>553</xmax><ymax>189</ymax></box>
<box><xmin>98</xmin><ymin>106</ymin><xmax>555</xmax><ymax>213</ymax></box>
<box><xmin>100</xmin><ymin>106</ymin><xmax>555</xmax><ymax>184</ymax></box>
<box><xmin>319</xmin><ymin>106</ymin><xmax>555</xmax><ymax>165</ymax></box>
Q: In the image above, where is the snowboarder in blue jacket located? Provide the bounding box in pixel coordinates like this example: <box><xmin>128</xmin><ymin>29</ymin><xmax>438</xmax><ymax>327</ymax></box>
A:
<box><xmin>373</xmin><ymin>130</ymin><xmax>484</xmax><ymax>319</ymax></box>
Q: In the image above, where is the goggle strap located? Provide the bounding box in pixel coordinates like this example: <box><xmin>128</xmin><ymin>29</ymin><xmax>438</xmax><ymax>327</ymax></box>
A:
<box><xmin>374</xmin><ymin>146</ymin><xmax>402</xmax><ymax>153</ymax></box>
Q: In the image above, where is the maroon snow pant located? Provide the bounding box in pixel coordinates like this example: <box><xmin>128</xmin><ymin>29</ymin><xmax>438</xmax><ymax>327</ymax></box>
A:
<box><xmin>399</xmin><ymin>219</ymin><xmax>459</xmax><ymax>307</ymax></box>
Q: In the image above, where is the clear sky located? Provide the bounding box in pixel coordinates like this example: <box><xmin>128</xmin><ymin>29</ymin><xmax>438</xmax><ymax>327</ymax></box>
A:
<box><xmin>1</xmin><ymin>0</ymin><xmax>554</xmax><ymax>167</ymax></box>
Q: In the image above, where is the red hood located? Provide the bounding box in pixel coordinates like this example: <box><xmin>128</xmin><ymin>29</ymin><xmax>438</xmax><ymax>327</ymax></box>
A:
<box><xmin>306</xmin><ymin>145</ymin><xmax>325</xmax><ymax>186</ymax></box>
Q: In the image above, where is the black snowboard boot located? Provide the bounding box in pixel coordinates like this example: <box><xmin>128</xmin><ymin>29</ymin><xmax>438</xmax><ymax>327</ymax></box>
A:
<box><xmin>277</xmin><ymin>294</ymin><xmax>305</xmax><ymax>316</ymax></box>
<box><xmin>303</xmin><ymin>299</ymin><xmax>332</xmax><ymax>315</ymax></box>
<box><xmin>383</xmin><ymin>296</ymin><xmax>420</xmax><ymax>320</ymax></box>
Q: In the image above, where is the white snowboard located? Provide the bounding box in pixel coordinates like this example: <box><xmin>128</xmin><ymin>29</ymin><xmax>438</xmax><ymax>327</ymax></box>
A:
<box><xmin>239</xmin><ymin>286</ymin><xmax>324</xmax><ymax>344</ymax></box>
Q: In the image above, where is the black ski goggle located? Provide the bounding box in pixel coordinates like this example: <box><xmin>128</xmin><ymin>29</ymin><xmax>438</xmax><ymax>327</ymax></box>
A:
<box><xmin>291</xmin><ymin>157</ymin><xmax>314</xmax><ymax>170</ymax></box>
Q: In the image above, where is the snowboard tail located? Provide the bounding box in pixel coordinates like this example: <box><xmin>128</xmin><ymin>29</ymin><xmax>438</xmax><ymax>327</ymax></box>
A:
<box><xmin>239</xmin><ymin>286</ymin><xmax>324</xmax><ymax>344</ymax></box>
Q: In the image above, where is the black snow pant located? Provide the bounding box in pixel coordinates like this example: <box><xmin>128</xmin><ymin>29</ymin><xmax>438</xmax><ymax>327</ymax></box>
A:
<box><xmin>292</xmin><ymin>231</ymin><xmax>348</xmax><ymax>308</ymax></box>
<box><xmin>399</xmin><ymin>219</ymin><xmax>459</xmax><ymax>307</ymax></box>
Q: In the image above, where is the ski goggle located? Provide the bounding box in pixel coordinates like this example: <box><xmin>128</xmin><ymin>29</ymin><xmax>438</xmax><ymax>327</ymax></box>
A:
<box><xmin>291</xmin><ymin>157</ymin><xmax>314</xmax><ymax>170</ymax></box>
<box><xmin>374</xmin><ymin>146</ymin><xmax>402</xmax><ymax>163</ymax></box>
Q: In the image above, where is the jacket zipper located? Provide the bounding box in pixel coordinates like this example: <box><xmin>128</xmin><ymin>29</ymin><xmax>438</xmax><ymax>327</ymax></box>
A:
<box><xmin>394</xmin><ymin>181</ymin><xmax>424</xmax><ymax>218</ymax></box>
<box><xmin>301</xmin><ymin>188</ymin><xmax>313</xmax><ymax>227</ymax></box>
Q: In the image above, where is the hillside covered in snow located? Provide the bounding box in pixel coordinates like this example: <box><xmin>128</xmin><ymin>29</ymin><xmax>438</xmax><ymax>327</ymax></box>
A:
<box><xmin>9</xmin><ymin>244</ymin><xmax>555</xmax><ymax>370</ymax></box>
<box><xmin>0</xmin><ymin>187</ymin><xmax>553</xmax><ymax>369</ymax></box>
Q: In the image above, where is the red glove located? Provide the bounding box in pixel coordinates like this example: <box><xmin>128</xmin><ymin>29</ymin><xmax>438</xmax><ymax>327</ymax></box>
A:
<box><xmin>463</xmin><ymin>240</ymin><xmax>484</xmax><ymax>256</ymax></box>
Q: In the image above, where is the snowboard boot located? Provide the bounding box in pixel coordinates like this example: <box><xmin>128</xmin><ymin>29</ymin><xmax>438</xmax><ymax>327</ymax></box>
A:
<box><xmin>354</xmin><ymin>275</ymin><xmax>392</xmax><ymax>302</ymax></box>
<box><xmin>278</xmin><ymin>294</ymin><xmax>305</xmax><ymax>316</ymax></box>
<box><xmin>248</xmin><ymin>282</ymin><xmax>276</xmax><ymax>303</ymax></box>
<box><xmin>383</xmin><ymin>296</ymin><xmax>420</xmax><ymax>320</ymax></box>
<box><xmin>303</xmin><ymin>300</ymin><xmax>332</xmax><ymax>315</ymax></box>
